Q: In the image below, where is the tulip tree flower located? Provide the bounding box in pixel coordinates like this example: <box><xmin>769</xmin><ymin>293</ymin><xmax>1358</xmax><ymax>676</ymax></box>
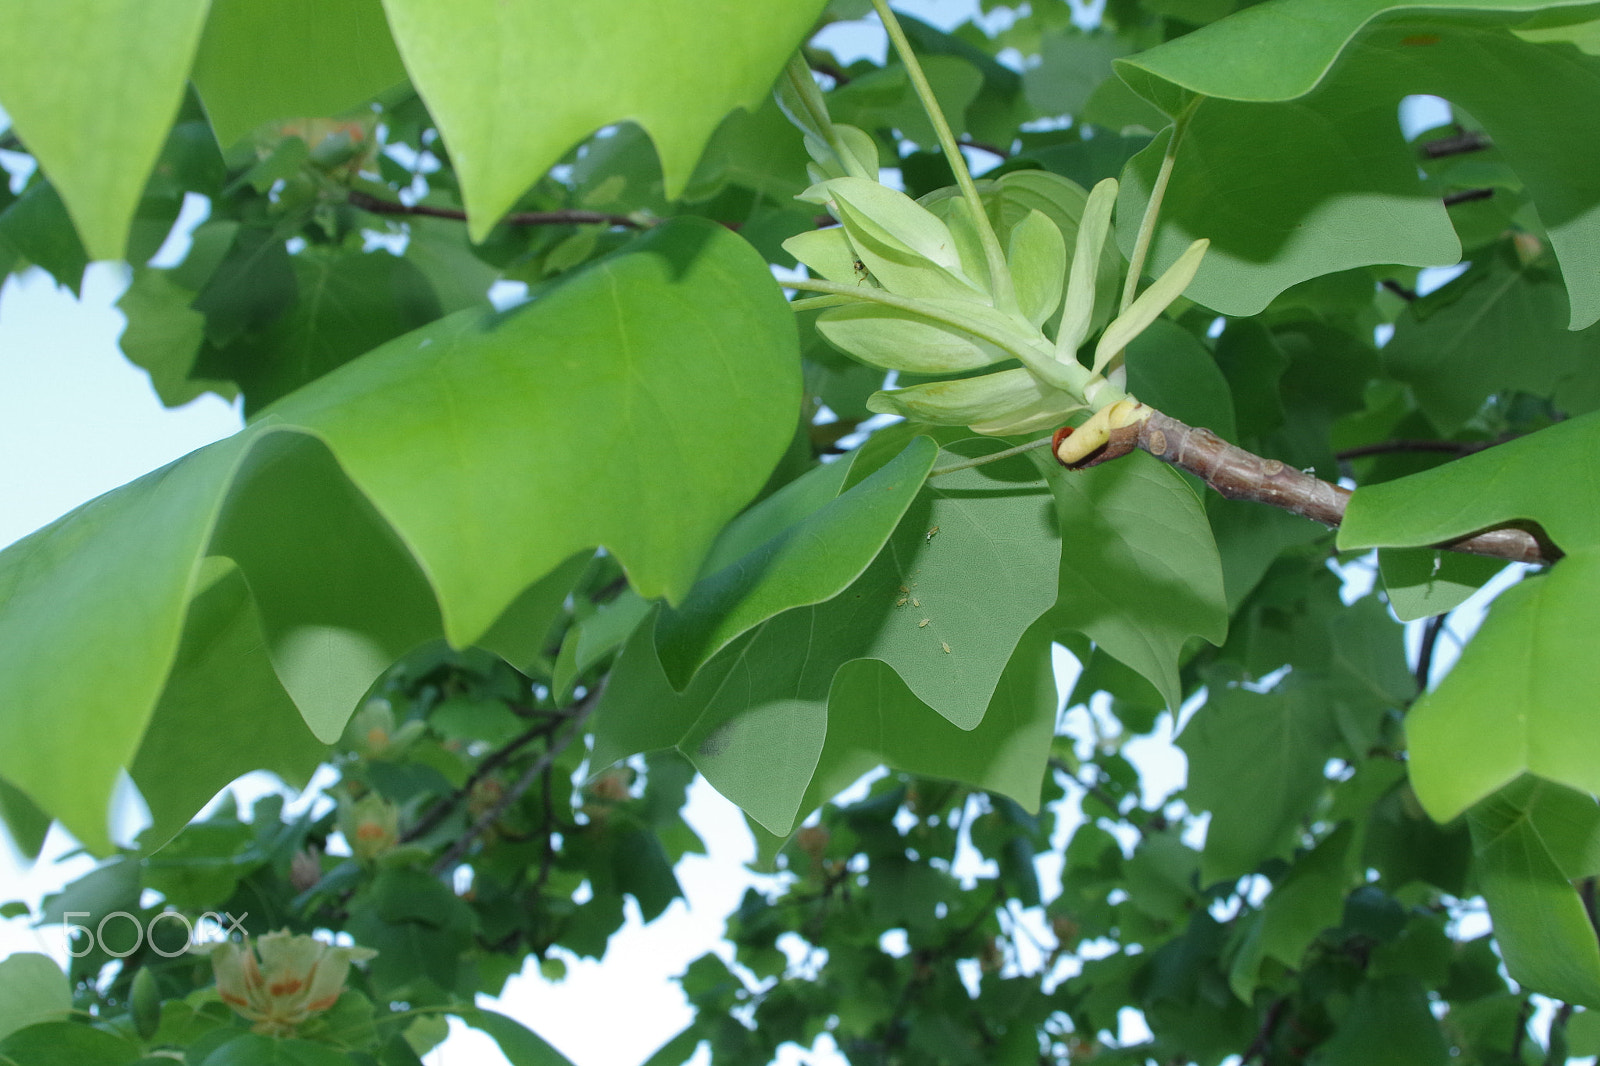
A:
<box><xmin>204</xmin><ymin>931</ymin><xmax>376</xmax><ymax>1036</ymax></box>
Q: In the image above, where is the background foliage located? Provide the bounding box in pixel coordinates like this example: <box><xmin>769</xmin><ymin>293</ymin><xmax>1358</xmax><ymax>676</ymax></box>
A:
<box><xmin>4</xmin><ymin>0</ymin><xmax>1600</xmax><ymax>1062</ymax></box>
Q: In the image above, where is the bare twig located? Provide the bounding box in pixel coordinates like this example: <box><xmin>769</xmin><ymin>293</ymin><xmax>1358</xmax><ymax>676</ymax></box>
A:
<box><xmin>1125</xmin><ymin>409</ymin><xmax>1554</xmax><ymax>565</ymax></box>
<box><xmin>1380</xmin><ymin>278</ymin><xmax>1418</xmax><ymax>302</ymax></box>
<box><xmin>1335</xmin><ymin>438</ymin><xmax>1501</xmax><ymax>461</ymax></box>
<box><xmin>1444</xmin><ymin>187</ymin><xmax>1494</xmax><ymax>207</ymax></box>
<box><xmin>401</xmin><ymin>717</ymin><xmax>558</xmax><ymax>843</ymax></box>
<box><xmin>346</xmin><ymin>189</ymin><xmax>643</xmax><ymax>229</ymax></box>
<box><xmin>1415</xmin><ymin>613</ymin><xmax>1449</xmax><ymax>692</ymax></box>
<box><xmin>1241</xmin><ymin>997</ymin><xmax>1287</xmax><ymax>1065</ymax></box>
<box><xmin>430</xmin><ymin>696</ymin><xmax>597</xmax><ymax>876</ymax></box>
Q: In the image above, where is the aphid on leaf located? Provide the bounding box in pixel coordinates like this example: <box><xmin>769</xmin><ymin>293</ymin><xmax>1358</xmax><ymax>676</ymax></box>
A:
<box><xmin>852</xmin><ymin>258</ymin><xmax>869</xmax><ymax>284</ymax></box>
<box><xmin>941</xmin><ymin>641</ymin><xmax>951</xmax><ymax>654</ymax></box>
<box><xmin>926</xmin><ymin>526</ymin><xmax>940</xmax><ymax>543</ymax></box>
<box><xmin>918</xmin><ymin>618</ymin><xmax>931</xmax><ymax>628</ymax></box>
<box><xmin>911</xmin><ymin>598</ymin><xmax>921</xmax><ymax>607</ymax></box>
<box><xmin>896</xmin><ymin>597</ymin><xmax>908</xmax><ymax>607</ymax></box>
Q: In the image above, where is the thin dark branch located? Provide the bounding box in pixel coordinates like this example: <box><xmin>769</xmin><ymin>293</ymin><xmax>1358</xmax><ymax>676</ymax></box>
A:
<box><xmin>1123</xmin><ymin>410</ymin><xmax>1556</xmax><ymax>566</ymax></box>
<box><xmin>1444</xmin><ymin>187</ymin><xmax>1494</xmax><ymax>207</ymax></box>
<box><xmin>401</xmin><ymin>717</ymin><xmax>560</xmax><ymax>843</ymax></box>
<box><xmin>1511</xmin><ymin>996</ymin><xmax>1534</xmax><ymax>1062</ymax></box>
<box><xmin>957</xmin><ymin>138</ymin><xmax>1011</xmax><ymax>159</ymax></box>
<box><xmin>1422</xmin><ymin>128</ymin><xmax>1492</xmax><ymax>159</ymax></box>
<box><xmin>1415</xmin><ymin>613</ymin><xmax>1449</xmax><ymax>692</ymax></box>
<box><xmin>346</xmin><ymin>189</ymin><xmax>644</xmax><ymax>229</ymax></box>
<box><xmin>430</xmin><ymin>696</ymin><xmax>597</xmax><ymax>875</ymax></box>
<box><xmin>1241</xmin><ymin>997</ymin><xmax>1287</xmax><ymax>1065</ymax></box>
<box><xmin>806</xmin><ymin>56</ymin><xmax>852</xmax><ymax>86</ymax></box>
<box><xmin>1546</xmin><ymin>1002</ymin><xmax>1578</xmax><ymax>1066</ymax></box>
<box><xmin>1381</xmin><ymin>278</ymin><xmax>1418</xmax><ymax>302</ymax></box>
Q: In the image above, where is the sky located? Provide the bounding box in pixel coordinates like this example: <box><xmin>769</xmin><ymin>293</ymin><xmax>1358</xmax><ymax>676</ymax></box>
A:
<box><xmin>0</xmin><ymin>4</ymin><xmax>1492</xmax><ymax>1064</ymax></box>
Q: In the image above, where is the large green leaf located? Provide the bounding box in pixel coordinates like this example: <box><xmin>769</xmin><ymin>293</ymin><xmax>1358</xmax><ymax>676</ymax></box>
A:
<box><xmin>0</xmin><ymin>954</ymin><xmax>70</xmax><ymax>1043</ymax></box>
<box><xmin>0</xmin><ymin>0</ymin><xmax>210</xmax><ymax>260</ymax></box>
<box><xmin>1469</xmin><ymin>777</ymin><xmax>1600</xmax><ymax>1006</ymax></box>
<box><xmin>1404</xmin><ymin>551</ymin><xmax>1600</xmax><ymax>820</ymax></box>
<box><xmin>1340</xmin><ymin>409</ymin><xmax>1600</xmax><ymax>553</ymax></box>
<box><xmin>379</xmin><ymin>0</ymin><xmax>829</xmax><ymax>239</ymax></box>
<box><xmin>1051</xmin><ymin>452</ymin><xmax>1227</xmax><ymax>710</ymax></box>
<box><xmin>1179</xmin><ymin>683</ymin><xmax>1347</xmax><ymax>883</ymax></box>
<box><xmin>655</xmin><ymin>437</ymin><xmax>938</xmax><ymax>688</ymax></box>
<box><xmin>1384</xmin><ymin>245</ymin><xmax>1600</xmax><ymax>433</ymax></box>
<box><xmin>592</xmin><ymin>438</ymin><xmax>1062</xmax><ymax>834</ymax></box>
<box><xmin>0</xmin><ymin>219</ymin><xmax>798</xmax><ymax>852</ymax></box>
<box><xmin>191</xmin><ymin>0</ymin><xmax>408</xmax><ymax>147</ymax></box>
<box><xmin>1115</xmin><ymin>2</ymin><xmax>1600</xmax><ymax>325</ymax></box>
<box><xmin>451</xmin><ymin>1008</ymin><xmax>576</xmax><ymax>1066</ymax></box>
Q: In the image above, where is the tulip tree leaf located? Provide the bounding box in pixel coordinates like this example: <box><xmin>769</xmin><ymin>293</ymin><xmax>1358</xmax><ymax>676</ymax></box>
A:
<box><xmin>1383</xmin><ymin>246</ymin><xmax>1600</xmax><ymax>434</ymax></box>
<box><xmin>0</xmin><ymin>219</ymin><xmax>798</xmax><ymax>852</ymax></box>
<box><xmin>0</xmin><ymin>0</ymin><xmax>210</xmax><ymax>261</ymax></box>
<box><xmin>380</xmin><ymin>0</ymin><xmax>829</xmax><ymax>239</ymax></box>
<box><xmin>1051</xmin><ymin>452</ymin><xmax>1227</xmax><ymax>711</ymax></box>
<box><xmin>1405</xmin><ymin>550</ymin><xmax>1600</xmax><ymax>821</ymax></box>
<box><xmin>451</xmin><ymin>1007</ymin><xmax>577</xmax><ymax>1066</ymax></box>
<box><xmin>1115</xmin><ymin>3</ymin><xmax>1600</xmax><ymax>326</ymax></box>
<box><xmin>592</xmin><ymin>438</ymin><xmax>1061</xmax><ymax>834</ymax></box>
<box><xmin>1340</xmin><ymin>409</ymin><xmax>1600</xmax><ymax>554</ymax></box>
<box><xmin>656</xmin><ymin>437</ymin><xmax>939</xmax><ymax>688</ymax></box>
<box><xmin>1179</xmin><ymin>683</ymin><xmax>1347</xmax><ymax>884</ymax></box>
<box><xmin>0</xmin><ymin>954</ymin><xmax>70</xmax><ymax>1043</ymax></box>
<box><xmin>1469</xmin><ymin>777</ymin><xmax>1600</xmax><ymax>1007</ymax></box>
<box><xmin>191</xmin><ymin>0</ymin><xmax>408</xmax><ymax>147</ymax></box>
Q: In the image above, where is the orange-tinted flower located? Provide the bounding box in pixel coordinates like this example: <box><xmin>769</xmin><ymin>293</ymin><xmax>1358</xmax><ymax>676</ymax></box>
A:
<box><xmin>206</xmin><ymin>931</ymin><xmax>375</xmax><ymax>1036</ymax></box>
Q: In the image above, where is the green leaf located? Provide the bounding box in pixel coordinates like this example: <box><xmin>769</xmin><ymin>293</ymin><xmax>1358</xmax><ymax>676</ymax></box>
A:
<box><xmin>129</xmin><ymin>561</ymin><xmax>327</xmax><ymax>850</ymax></box>
<box><xmin>1051</xmin><ymin>452</ymin><xmax>1227</xmax><ymax>711</ymax></box>
<box><xmin>0</xmin><ymin>180</ymin><xmax>89</xmax><ymax>294</ymax></box>
<box><xmin>656</xmin><ymin>437</ymin><xmax>937</xmax><ymax>687</ymax></box>
<box><xmin>204</xmin><ymin>249</ymin><xmax>441</xmax><ymax>414</ymax></box>
<box><xmin>1378</xmin><ymin>548</ymin><xmax>1505</xmax><ymax>623</ymax></box>
<box><xmin>1340</xmin><ymin>409</ymin><xmax>1600</xmax><ymax>553</ymax></box>
<box><xmin>450</xmin><ymin>1008</ymin><xmax>576</xmax><ymax>1066</ymax></box>
<box><xmin>0</xmin><ymin>1021</ymin><xmax>141</xmax><ymax>1066</ymax></box>
<box><xmin>118</xmin><ymin>266</ymin><xmax>235</xmax><ymax>408</ymax></box>
<box><xmin>0</xmin><ymin>955</ymin><xmax>70</xmax><ymax>1043</ymax></box>
<box><xmin>1311</xmin><ymin>976</ymin><xmax>1449</xmax><ymax>1066</ymax></box>
<box><xmin>594</xmin><ymin>438</ymin><xmax>1061</xmax><ymax>833</ymax></box>
<box><xmin>1405</xmin><ymin>550</ymin><xmax>1600</xmax><ymax>820</ymax></box>
<box><xmin>1470</xmin><ymin>777</ymin><xmax>1600</xmax><ymax>1007</ymax></box>
<box><xmin>814</xmin><ymin>299</ymin><xmax>1026</xmax><ymax>374</ymax></box>
<box><xmin>1115</xmin><ymin>96</ymin><xmax>1458</xmax><ymax>319</ymax></box>
<box><xmin>1383</xmin><ymin>246</ymin><xmax>1600</xmax><ymax>433</ymax></box>
<box><xmin>1117</xmin><ymin>2</ymin><xmax>1600</xmax><ymax>326</ymax></box>
<box><xmin>0</xmin><ymin>0</ymin><xmax>210</xmax><ymax>260</ymax></box>
<box><xmin>1180</xmin><ymin>684</ymin><xmax>1344</xmax><ymax>883</ymax></box>
<box><xmin>0</xmin><ymin>219</ymin><xmax>798</xmax><ymax>851</ymax></box>
<box><xmin>381</xmin><ymin>0</ymin><xmax>828</xmax><ymax>239</ymax></box>
<box><xmin>198</xmin><ymin>1033</ymin><xmax>353</xmax><ymax>1066</ymax></box>
<box><xmin>191</xmin><ymin>0</ymin><xmax>407</xmax><ymax>147</ymax></box>
<box><xmin>1228</xmin><ymin>825</ymin><xmax>1357</xmax><ymax>1000</ymax></box>
<box><xmin>1124</xmin><ymin>318</ymin><xmax>1237</xmax><ymax>443</ymax></box>
<box><xmin>0</xmin><ymin>777</ymin><xmax>51</xmax><ymax>860</ymax></box>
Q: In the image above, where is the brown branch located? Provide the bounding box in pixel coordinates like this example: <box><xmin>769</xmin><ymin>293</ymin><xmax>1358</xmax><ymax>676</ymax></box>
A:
<box><xmin>958</xmin><ymin>138</ymin><xmax>1011</xmax><ymax>159</ymax></box>
<box><xmin>1126</xmin><ymin>409</ymin><xmax>1554</xmax><ymax>566</ymax></box>
<box><xmin>1443</xmin><ymin>187</ymin><xmax>1494</xmax><ymax>207</ymax></box>
<box><xmin>1241</xmin><ymin>997</ymin><xmax>1287</xmax><ymax>1065</ymax></box>
<box><xmin>1380</xmin><ymin>278</ymin><xmax>1418</xmax><ymax>302</ymax></box>
<box><xmin>346</xmin><ymin>189</ymin><xmax>643</xmax><ymax>229</ymax></box>
<box><xmin>430</xmin><ymin>695</ymin><xmax>597</xmax><ymax>876</ymax></box>
<box><xmin>400</xmin><ymin>715</ymin><xmax>562</xmax><ymax>844</ymax></box>
<box><xmin>1415</xmin><ymin>613</ymin><xmax>1449</xmax><ymax>692</ymax></box>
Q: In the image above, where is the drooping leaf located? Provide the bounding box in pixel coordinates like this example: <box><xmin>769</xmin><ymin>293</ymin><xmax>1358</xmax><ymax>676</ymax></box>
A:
<box><xmin>1469</xmin><ymin>776</ymin><xmax>1600</xmax><ymax>1007</ymax></box>
<box><xmin>1051</xmin><ymin>451</ymin><xmax>1227</xmax><ymax>711</ymax></box>
<box><xmin>1180</xmin><ymin>682</ymin><xmax>1345</xmax><ymax>884</ymax></box>
<box><xmin>0</xmin><ymin>0</ymin><xmax>210</xmax><ymax>260</ymax></box>
<box><xmin>1404</xmin><ymin>550</ymin><xmax>1600</xmax><ymax>820</ymax></box>
<box><xmin>1115</xmin><ymin>2</ymin><xmax>1600</xmax><ymax>326</ymax></box>
<box><xmin>1383</xmin><ymin>244</ymin><xmax>1600</xmax><ymax>433</ymax></box>
<box><xmin>655</xmin><ymin>437</ymin><xmax>938</xmax><ymax>688</ymax></box>
<box><xmin>380</xmin><ymin>0</ymin><xmax>828</xmax><ymax>239</ymax></box>
<box><xmin>0</xmin><ymin>219</ymin><xmax>798</xmax><ymax>851</ymax></box>
<box><xmin>0</xmin><ymin>954</ymin><xmax>70</xmax><ymax>1043</ymax></box>
<box><xmin>593</xmin><ymin>437</ymin><xmax>1062</xmax><ymax>834</ymax></box>
<box><xmin>192</xmin><ymin>0</ymin><xmax>408</xmax><ymax>147</ymax></box>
